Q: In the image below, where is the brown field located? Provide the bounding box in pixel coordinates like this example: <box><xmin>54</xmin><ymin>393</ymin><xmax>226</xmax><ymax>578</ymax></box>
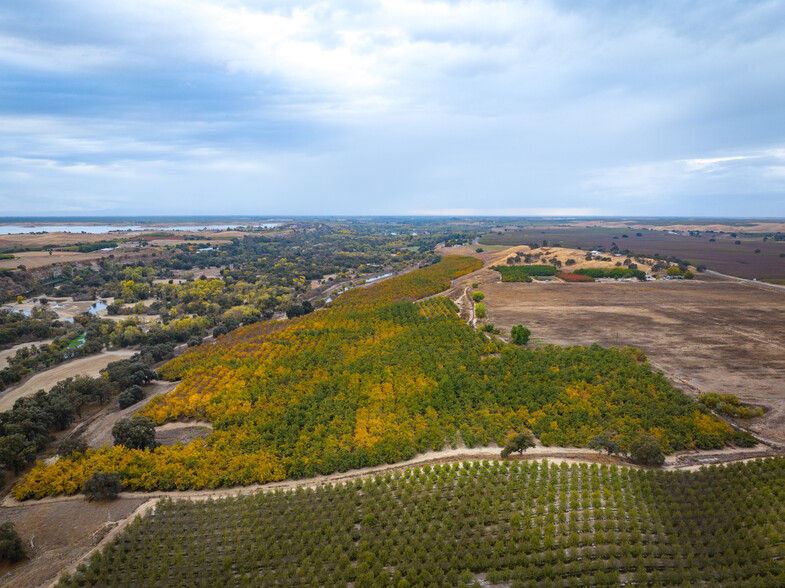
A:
<box><xmin>479</xmin><ymin>227</ymin><xmax>785</xmax><ymax>280</ymax></box>
<box><xmin>0</xmin><ymin>351</ymin><xmax>135</xmax><ymax>412</ymax></box>
<box><xmin>0</xmin><ymin>232</ymin><xmax>122</xmax><ymax>250</ymax></box>
<box><xmin>456</xmin><ymin>268</ymin><xmax>785</xmax><ymax>444</ymax></box>
<box><xmin>564</xmin><ymin>219</ymin><xmax>785</xmax><ymax>233</ymax></box>
<box><xmin>0</xmin><ymin>496</ymin><xmax>149</xmax><ymax>588</ymax></box>
<box><xmin>0</xmin><ymin>249</ymin><xmax>127</xmax><ymax>271</ymax></box>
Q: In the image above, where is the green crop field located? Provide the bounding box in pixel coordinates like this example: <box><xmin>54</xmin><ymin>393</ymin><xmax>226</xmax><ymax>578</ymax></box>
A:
<box><xmin>58</xmin><ymin>458</ymin><xmax>785</xmax><ymax>587</ymax></box>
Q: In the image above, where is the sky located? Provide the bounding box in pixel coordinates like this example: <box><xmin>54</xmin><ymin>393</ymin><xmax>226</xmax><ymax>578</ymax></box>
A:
<box><xmin>1</xmin><ymin>0</ymin><xmax>784</xmax><ymax>217</ymax></box>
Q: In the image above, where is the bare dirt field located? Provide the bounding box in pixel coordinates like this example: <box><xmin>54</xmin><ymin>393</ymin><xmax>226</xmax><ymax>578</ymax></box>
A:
<box><xmin>0</xmin><ymin>496</ymin><xmax>148</xmax><ymax>588</ymax></box>
<box><xmin>0</xmin><ymin>232</ymin><xmax>122</xmax><ymax>250</ymax></box>
<box><xmin>479</xmin><ymin>227</ymin><xmax>785</xmax><ymax>280</ymax></box>
<box><xmin>460</xmin><ymin>270</ymin><xmax>785</xmax><ymax>444</ymax></box>
<box><xmin>0</xmin><ymin>250</ymin><xmax>123</xmax><ymax>271</ymax></box>
<box><xmin>0</xmin><ymin>351</ymin><xmax>135</xmax><ymax>412</ymax></box>
<box><xmin>155</xmin><ymin>421</ymin><xmax>213</xmax><ymax>447</ymax></box>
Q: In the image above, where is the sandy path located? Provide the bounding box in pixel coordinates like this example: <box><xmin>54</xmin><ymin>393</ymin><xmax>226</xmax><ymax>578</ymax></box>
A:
<box><xmin>0</xmin><ymin>340</ymin><xmax>53</xmax><ymax>369</ymax></box>
<box><xmin>0</xmin><ymin>351</ymin><xmax>135</xmax><ymax>412</ymax></box>
<box><xmin>77</xmin><ymin>380</ymin><xmax>180</xmax><ymax>449</ymax></box>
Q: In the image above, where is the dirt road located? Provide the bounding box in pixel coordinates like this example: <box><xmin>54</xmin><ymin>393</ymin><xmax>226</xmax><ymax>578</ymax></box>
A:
<box><xmin>0</xmin><ymin>351</ymin><xmax>135</xmax><ymax>412</ymax></box>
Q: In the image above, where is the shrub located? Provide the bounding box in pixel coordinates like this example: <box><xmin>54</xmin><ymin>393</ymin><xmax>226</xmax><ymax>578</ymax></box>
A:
<box><xmin>510</xmin><ymin>325</ymin><xmax>531</xmax><ymax>345</ymax></box>
<box><xmin>475</xmin><ymin>302</ymin><xmax>486</xmax><ymax>318</ymax></box>
<box><xmin>83</xmin><ymin>472</ymin><xmax>123</xmax><ymax>501</ymax></box>
<box><xmin>112</xmin><ymin>416</ymin><xmax>157</xmax><ymax>450</ymax></box>
<box><xmin>0</xmin><ymin>521</ymin><xmax>25</xmax><ymax>563</ymax></box>
<box><xmin>59</xmin><ymin>438</ymin><xmax>88</xmax><ymax>457</ymax></box>
<box><xmin>118</xmin><ymin>384</ymin><xmax>147</xmax><ymax>409</ymax></box>
<box><xmin>629</xmin><ymin>435</ymin><xmax>665</xmax><ymax>466</ymax></box>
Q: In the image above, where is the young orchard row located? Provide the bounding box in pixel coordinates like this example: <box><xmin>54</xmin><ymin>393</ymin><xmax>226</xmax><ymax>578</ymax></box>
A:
<box><xmin>58</xmin><ymin>458</ymin><xmax>785</xmax><ymax>587</ymax></box>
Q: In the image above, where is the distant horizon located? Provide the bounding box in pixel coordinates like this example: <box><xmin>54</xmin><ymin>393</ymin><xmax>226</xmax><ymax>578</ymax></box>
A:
<box><xmin>1</xmin><ymin>215</ymin><xmax>784</xmax><ymax>222</ymax></box>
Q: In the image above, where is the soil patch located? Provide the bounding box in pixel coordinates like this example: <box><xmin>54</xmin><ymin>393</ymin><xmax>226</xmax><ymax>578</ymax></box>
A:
<box><xmin>155</xmin><ymin>421</ymin><xmax>213</xmax><ymax>447</ymax></box>
<box><xmin>0</xmin><ymin>497</ymin><xmax>147</xmax><ymax>588</ymax></box>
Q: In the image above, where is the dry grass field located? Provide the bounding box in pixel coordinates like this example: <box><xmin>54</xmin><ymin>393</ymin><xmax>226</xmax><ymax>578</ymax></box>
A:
<box><xmin>458</xmin><ymin>269</ymin><xmax>785</xmax><ymax>444</ymax></box>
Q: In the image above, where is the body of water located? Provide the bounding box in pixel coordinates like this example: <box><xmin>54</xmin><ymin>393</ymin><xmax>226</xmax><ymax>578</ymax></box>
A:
<box><xmin>89</xmin><ymin>301</ymin><xmax>107</xmax><ymax>315</ymax></box>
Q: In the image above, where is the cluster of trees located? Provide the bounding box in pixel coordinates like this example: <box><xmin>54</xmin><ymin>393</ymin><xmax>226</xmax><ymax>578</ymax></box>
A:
<box><xmin>699</xmin><ymin>393</ymin><xmax>764</xmax><ymax>419</ymax></box>
<box><xmin>13</xmin><ymin>257</ymin><xmax>751</xmax><ymax>498</ymax></box>
<box><xmin>0</xmin><ymin>315</ymin><xmax>141</xmax><ymax>390</ymax></box>
<box><xmin>57</xmin><ymin>458</ymin><xmax>785</xmax><ymax>587</ymax></box>
<box><xmin>334</xmin><ymin>256</ymin><xmax>482</xmax><ymax>306</ymax></box>
<box><xmin>0</xmin><ymin>308</ymin><xmax>66</xmax><ymax>347</ymax></box>
<box><xmin>492</xmin><ymin>265</ymin><xmax>558</xmax><ymax>282</ymax></box>
<box><xmin>0</xmin><ymin>355</ymin><xmax>157</xmax><ymax>478</ymax></box>
<box><xmin>574</xmin><ymin>268</ymin><xmax>646</xmax><ymax>281</ymax></box>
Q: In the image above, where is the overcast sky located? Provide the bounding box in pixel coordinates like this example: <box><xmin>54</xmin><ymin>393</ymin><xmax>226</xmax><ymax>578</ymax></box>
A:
<box><xmin>1</xmin><ymin>0</ymin><xmax>784</xmax><ymax>217</ymax></box>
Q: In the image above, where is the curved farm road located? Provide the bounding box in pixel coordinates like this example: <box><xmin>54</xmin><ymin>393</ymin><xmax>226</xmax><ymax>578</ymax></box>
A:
<box><xmin>0</xmin><ymin>441</ymin><xmax>777</xmax><ymax>587</ymax></box>
<box><xmin>0</xmin><ymin>351</ymin><xmax>136</xmax><ymax>413</ymax></box>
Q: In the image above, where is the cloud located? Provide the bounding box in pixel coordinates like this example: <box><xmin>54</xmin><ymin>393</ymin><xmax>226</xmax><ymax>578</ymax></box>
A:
<box><xmin>0</xmin><ymin>1</ymin><xmax>784</xmax><ymax>215</ymax></box>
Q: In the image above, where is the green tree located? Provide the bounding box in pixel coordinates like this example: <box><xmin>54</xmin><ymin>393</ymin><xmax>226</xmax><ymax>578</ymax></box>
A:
<box><xmin>83</xmin><ymin>472</ymin><xmax>123</xmax><ymax>501</ymax></box>
<box><xmin>510</xmin><ymin>325</ymin><xmax>531</xmax><ymax>345</ymax></box>
<box><xmin>59</xmin><ymin>438</ymin><xmax>88</xmax><ymax>457</ymax></box>
<box><xmin>471</xmin><ymin>291</ymin><xmax>485</xmax><ymax>302</ymax></box>
<box><xmin>501</xmin><ymin>431</ymin><xmax>535</xmax><ymax>458</ymax></box>
<box><xmin>587</xmin><ymin>432</ymin><xmax>625</xmax><ymax>457</ymax></box>
<box><xmin>0</xmin><ymin>434</ymin><xmax>36</xmax><ymax>475</ymax></box>
<box><xmin>118</xmin><ymin>385</ymin><xmax>146</xmax><ymax>409</ymax></box>
<box><xmin>111</xmin><ymin>416</ymin><xmax>157</xmax><ymax>450</ymax></box>
<box><xmin>475</xmin><ymin>302</ymin><xmax>486</xmax><ymax>319</ymax></box>
<box><xmin>629</xmin><ymin>435</ymin><xmax>665</xmax><ymax>466</ymax></box>
<box><xmin>666</xmin><ymin>266</ymin><xmax>683</xmax><ymax>276</ymax></box>
<box><xmin>683</xmin><ymin>270</ymin><xmax>694</xmax><ymax>279</ymax></box>
<box><xmin>0</xmin><ymin>521</ymin><xmax>26</xmax><ymax>563</ymax></box>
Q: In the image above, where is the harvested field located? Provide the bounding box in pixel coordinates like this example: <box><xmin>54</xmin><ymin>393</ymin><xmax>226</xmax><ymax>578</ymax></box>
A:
<box><xmin>480</xmin><ymin>227</ymin><xmax>785</xmax><ymax>280</ymax></box>
<box><xmin>0</xmin><ymin>250</ymin><xmax>125</xmax><ymax>271</ymax></box>
<box><xmin>0</xmin><ymin>497</ymin><xmax>148</xmax><ymax>588</ymax></box>
<box><xmin>0</xmin><ymin>350</ymin><xmax>135</xmax><ymax>412</ymax></box>
<box><xmin>463</xmin><ymin>273</ymin><xmax>785</xmax><ymax>444</ymax></box>
<box><xmin>0</xmin><ymin>231</ymin><xmax>125</xmax><ymax>250</ymax></box>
